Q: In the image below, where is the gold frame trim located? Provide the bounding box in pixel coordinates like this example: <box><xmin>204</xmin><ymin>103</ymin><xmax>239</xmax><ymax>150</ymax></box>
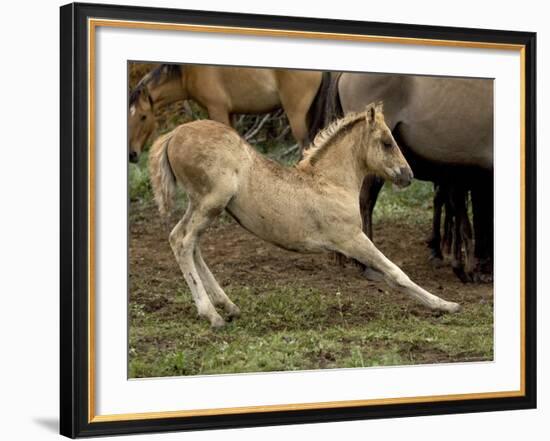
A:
<box><xmin>87</xmin><ymin>18</ymin><xmax>527</xmax><ymax>424</ymax></box>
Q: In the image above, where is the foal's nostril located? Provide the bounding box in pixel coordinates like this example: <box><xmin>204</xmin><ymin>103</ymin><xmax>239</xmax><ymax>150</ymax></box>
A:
<box><xmin>129</xmin><ymin>151</ymin><xmax>138</xmax><ymax>163</ymax></box>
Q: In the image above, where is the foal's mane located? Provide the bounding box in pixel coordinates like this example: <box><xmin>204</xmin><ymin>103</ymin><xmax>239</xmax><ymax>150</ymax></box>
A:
<box><xmin>129</xmin><ymin>63</ymin><xmax>182</xmax><ymax>105</ymax></box>
<box><xmin>300</xmin><ymin>109</ymin><xmax>368</xmax><ymax>166</ymax></box>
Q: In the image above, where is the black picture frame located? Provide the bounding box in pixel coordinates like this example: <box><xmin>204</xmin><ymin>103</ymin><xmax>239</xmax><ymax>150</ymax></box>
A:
<box><xmin>60</xmin><ymin>2</ymin><xmax>537</xmax><ymax>438</ymax></box>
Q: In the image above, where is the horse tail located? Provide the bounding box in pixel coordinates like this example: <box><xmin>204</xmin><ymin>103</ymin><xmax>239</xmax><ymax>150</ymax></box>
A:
<box><xmin>306</xmin><ymin>72</ymin><xmax>344</xmax><ymax>142</ymax></box>
<box><xmin>148</xmin><ymin>131</ymin><xmax>177</xmax><ymax>218</ymax></box>
<box><xmin>324</xmin><ymin>72</ymin><xmax>344</xmax><ymax>124</ymax></box>
<box><xmin>306</xmin><ymin>71</ymin><xmax>332</xmax><ymax>142</ymax></box>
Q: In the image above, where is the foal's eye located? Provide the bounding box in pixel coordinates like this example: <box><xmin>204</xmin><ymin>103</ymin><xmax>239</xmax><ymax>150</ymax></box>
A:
<box><xmin>140</xmin><ymin>114</ymin><xmax>147</xmax><ymax>121</ymax></box>
<box><xmin>383</xmin><ymin>141</ymin><xmax>393</xmax><ymax>149</ymax></box>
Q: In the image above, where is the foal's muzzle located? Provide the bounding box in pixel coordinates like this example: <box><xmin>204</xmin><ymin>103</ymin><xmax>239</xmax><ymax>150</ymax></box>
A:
<box><xmin>393</xmin><ymin>166</ymin><xmax>414</xmax><ymax>188</ymax></box>
<box><xmin>129</xmin><ymin>151</ymin><xmax>139</xmax><ymax>163</ymax></box>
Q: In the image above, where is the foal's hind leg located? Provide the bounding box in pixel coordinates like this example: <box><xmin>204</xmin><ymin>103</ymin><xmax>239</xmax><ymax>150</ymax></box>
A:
<box><xmin>194</xmin><ymin>247</ymin><xmax>241</xmax><ymax>320</ymax></box>
<box><xmin>169</xmin><ymin>201</ymin><xmax>227</xmax><ymax>328</ymax></box>
<box><xmin>173</xmin><ymin>202</ymin><xmax>239</xmax><ymax>318</ymax></box>
<box><xmin>334</xmin><ymin>230</ymin><xmax>461</xmax><ymax>313</ymax></box>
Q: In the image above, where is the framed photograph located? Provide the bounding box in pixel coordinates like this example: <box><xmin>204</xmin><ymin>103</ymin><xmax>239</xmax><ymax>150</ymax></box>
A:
<box><xmin>60</xmin><ymin>2</ymin><xmax>536</xmax><ymax>438</ymax></box>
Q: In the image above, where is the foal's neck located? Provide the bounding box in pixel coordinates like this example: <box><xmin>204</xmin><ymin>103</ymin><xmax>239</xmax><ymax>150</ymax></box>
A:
<box><xmin>299</xmin><ymin>126</ymin><xmax>367</xmax><ymax>194</ymax></box>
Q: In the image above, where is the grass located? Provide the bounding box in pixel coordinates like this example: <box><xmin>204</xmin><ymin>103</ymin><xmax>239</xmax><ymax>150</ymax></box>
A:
<box><xmin>129</xmin><ymin>284</ymin><xmax>493</xmax><ymax>378</ymax></box>
<box><xmin>376</xmin><ymin>180</ymin><xmax>434</xmax><ymax>225</ymax></box>
<box><xmin>129</xmin><ymin>150</ymin><xmax>152</xmax><ymax>202</ymax></box>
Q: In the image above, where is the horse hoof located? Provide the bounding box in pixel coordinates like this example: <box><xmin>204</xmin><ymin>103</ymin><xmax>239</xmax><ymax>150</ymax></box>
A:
<box><xmin>226</xmin><ymin>305</ymin><xmax>241</xmax><ymax>321</ymax></box>
<box><xmin>480</xmin><ymin>274</ymin><xmax>493</xmax><ymax>283</ymax></box>
<box><xmin>452</xmin><ymin>266</ymin><xmax>471</xmax><ymax>283</ymax></box>
<box><xmin>444</xmin><ymin>302</ymin><xmax>462</xmax><ymax>313</ymax></box>
<box><xmin>429</xmin><ymin>256</ymin><xmax>444</xmax><ymax>269</ymax></box>
<box><xmin>210</xmin><ymin>316</ymin><xmax>227</xmax><ymax>329</ymax></box>
<box><xmin>363</xmin><ymin>267</ymin><xmax>383</xmax><ymax>281</ymax></box>
<box><xmin>473</xmin><ymin>271</ymin><xmax>493</xmax><ymax>284</ymax></box>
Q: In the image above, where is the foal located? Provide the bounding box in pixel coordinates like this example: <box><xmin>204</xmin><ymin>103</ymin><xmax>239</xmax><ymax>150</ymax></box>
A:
<box><xmin>149</xmin><ymin>103</ymin><xmax>461</xmax><ymax>328</ymax></box>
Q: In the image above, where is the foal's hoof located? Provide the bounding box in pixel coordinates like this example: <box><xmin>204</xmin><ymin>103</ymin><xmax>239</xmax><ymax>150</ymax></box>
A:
<box><xmin>443</xmin><ymin>302</ymin><xmax>462</xmax><ymax>314</ymax></box>
<box><xmin>210</xmin><ymin>316</ymin><xmax>227</xmax><ymax>329</ymax></box>
<box><xmin>226</xmin><ymin>305</ymin><xmax>241</xmax><ymax>321</ymax></box>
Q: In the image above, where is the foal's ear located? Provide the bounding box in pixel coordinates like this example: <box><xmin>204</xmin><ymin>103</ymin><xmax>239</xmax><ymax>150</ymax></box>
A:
<box><xmin>375</xmin><ymin>101</ymin><xmax>384</xmax><ymax>113</ymax></box>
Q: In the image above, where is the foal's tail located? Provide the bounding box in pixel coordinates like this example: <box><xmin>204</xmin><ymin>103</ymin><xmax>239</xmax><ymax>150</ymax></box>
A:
<box><xmin>148</xmin><ymin>131</ymin><xmax>177</xmax><ymax>218</ymax></box>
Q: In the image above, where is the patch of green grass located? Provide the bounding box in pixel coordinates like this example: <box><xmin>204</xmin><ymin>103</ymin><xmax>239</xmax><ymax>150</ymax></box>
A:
<box><xmin>129</xmin><ymin>284</ymin><xmax>493</xmax><ymax>378</ymax></box>
<box><xmin>375</xmin><ymin>180</ymin><xmax>434</xmax><ymax>224</ymax></box>
<box><xmin>129</xmin><ymin>150</ymin><xmax>152</xmax><ymax>202</ymax></box>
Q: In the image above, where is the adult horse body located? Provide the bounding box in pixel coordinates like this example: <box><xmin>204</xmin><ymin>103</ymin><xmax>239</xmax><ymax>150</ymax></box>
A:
<box><xmin>129</xmin><ymin>64</ymin><xmax>324</xmax><ymax>160</ymax></box>
<box><xmin>339</xmin><ymin>74</ymin><xmax>493</xmax><ymax>171</ymax></box>
<box><xmin>310</xmin><ymin>73</ymin><xmax>494</xmax><ymax>280</ymax></box>
<box><xmin>149</xmin><ymin>104</ymin><xmax>460</xmax><ymax>328</ymax></box>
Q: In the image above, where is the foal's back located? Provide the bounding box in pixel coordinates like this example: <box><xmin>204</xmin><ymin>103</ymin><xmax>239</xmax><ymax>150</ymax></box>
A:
<box><xmin>165</xmin><ymin>120</ymin><xmax>333</xmax><ymax>252</ymax></box>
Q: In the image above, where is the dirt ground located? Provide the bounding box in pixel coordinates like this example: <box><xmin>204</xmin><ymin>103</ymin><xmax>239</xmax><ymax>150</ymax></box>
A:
<box><xmin>130</xmin><ymin>203</ymin><xmax>492</xmax><ymax>313</ymax></box>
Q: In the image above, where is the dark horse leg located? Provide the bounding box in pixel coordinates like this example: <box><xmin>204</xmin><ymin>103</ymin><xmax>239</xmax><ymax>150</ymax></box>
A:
<box><xmin>471</xmin><ymin>176</ymin><xmax>494</xmax><ymax>282</ymax></box>
<box><xmin>442</xmin><ymin>190</ymin><xmax>454</xmax><ymax>258</ymax></box>
<box><xmin>355</xmin><ymin>175</ymin><xmax>385</xmax><ymax>279</ymax></box>
<box><xmin>426</xmin><ymin>184</ymin><xmax>446</xmax><ymax>267</ymax></box>
<box><xmin>360</xmin><ymin>175</ymin><xmax>385</xmax><ymax>240</ymax></box>
<box><xmin>449</xmin><ymin>186</ymin><xmax>475</xmax><ymax>283</ymax></box>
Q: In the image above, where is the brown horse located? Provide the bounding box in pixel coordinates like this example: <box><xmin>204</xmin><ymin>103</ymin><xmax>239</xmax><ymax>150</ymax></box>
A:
<box><xmin>129</xmin><ymin>64</ymin><xmax>324</xmax><ymax>161</ymax></box>
<box><xmin>148</xmin><ymin>103</ymin><xmax>460</xmax><ymax>328</ymax></box>
<box><xmin>309</xmin><ymin>72</ymin><xmax>494</xmax><ymax>282</ymax></box>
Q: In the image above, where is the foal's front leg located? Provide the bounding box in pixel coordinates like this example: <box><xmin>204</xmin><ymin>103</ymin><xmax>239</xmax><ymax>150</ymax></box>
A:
<box><xmin>335</xmin><ymin>231</ymin><xmax>461</xmax><ymax>313</ymax></box>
